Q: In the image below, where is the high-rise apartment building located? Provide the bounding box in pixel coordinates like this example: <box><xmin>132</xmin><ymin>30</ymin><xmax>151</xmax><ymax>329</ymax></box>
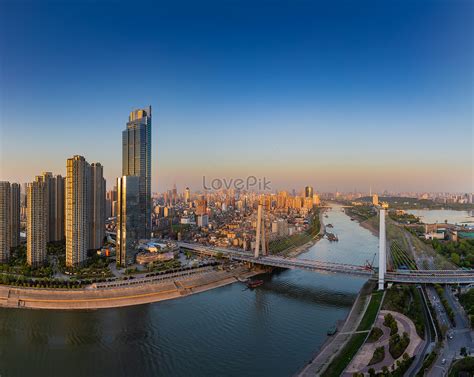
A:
<box><xmin>90</xmin><ymin>163</ymin><xmax>105</xmax><ymax>250</ymax></box>
<box><xmin>116</xmin><ymin>176</ymin><xmax>140</xmax><ymax>267</ymax></box>
<box><xmin>35</xmin><ymin>172</ymin><xmax>52</xmax><ymax>242</ymax></box>
<box><xmin>10</xmin><ymin>183</ymin><xmax>20</xmax><ymax>248</ymax></box>
<box><xmin>35</xmin><ymin>173</ymin><xmax>66</xmax><ymax>242</ymax></box>
<box><xmin>66</xmin><ymin>155</ymin><xmax>90</xmax><ymax>267</ymax></box>
<box><xmin>53</xmin><ymin>175</ymin><xmax>65</xmax><ymax>241</ymax></box>
<box><xmin>0</xmin><ymin>182</ymin><xmax>11</xmax><ymax>263</ymax></box>
<box><xmin>122</xmin><ymin>106</ymin><xmax>152</xmax><ymax>238</ymax></box>
<box><xmin>27</xmin><ymin>180</ymin><xmax>47</xmax><ymax>267</ymax></box>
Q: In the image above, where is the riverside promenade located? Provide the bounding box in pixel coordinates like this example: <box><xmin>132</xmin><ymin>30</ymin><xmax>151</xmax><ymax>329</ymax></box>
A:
<box><xmin>0</xmin><ymin>267</ymin><xmax>259</xmax><ymax>310</ymax></box>
<box><xmin>298</xmin><ymin>281</ymin><xmax>376</xmax><ymax>376</ymax></box>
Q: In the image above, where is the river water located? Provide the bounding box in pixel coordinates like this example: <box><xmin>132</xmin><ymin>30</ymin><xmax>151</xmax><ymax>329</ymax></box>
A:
<box><xmin>0</xmin><ymin>204</ymin><xmax>378</xmax><ymax>377</ymax></box>
<box><xmin>406</xmin><ymin>209</ymin><xmax>474</xmax><ymax>226</ymax></box>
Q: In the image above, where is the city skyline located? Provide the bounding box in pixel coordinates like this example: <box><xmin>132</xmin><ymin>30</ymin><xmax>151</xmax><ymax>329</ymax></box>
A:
<box><xmin>1</xmin><ymin>0</ymin><xmax>473</xmax><ymax>193</ymax></box>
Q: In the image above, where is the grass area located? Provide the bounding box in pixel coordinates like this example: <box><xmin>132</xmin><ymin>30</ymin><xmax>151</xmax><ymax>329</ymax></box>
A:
<box><xmin>357</xmin><ymin>290</ymin><xmax>384</xmax><ymax>331</ymax></box>
<box><xmin>387</xmin><ymin>218</ymin><xmax>455</xmax><ymax>270</ymax></box>
<box><xmin>390</xmin><ymin>241</ymin><xmax>417</xmax><ymax>270</ymax></box>
<box><xmin>386</xmin><ymin>221</ymin><xmax>411</xmax><ymax>257</ymax></box>
<box><xmin>323</xmin><ymin>290</ymin><xmax>384</xmax><ymax>377</ymax></box>
<box><xmin>448</xmin><ymin>356</ymin><xmax>474</xmax><ymax>377</ymax></box>
<box><xmin>383</xmin><ymin>285</ymin><xmax>425</xmax><ymax>339</ymax></box>
<box><xmin>322</xmin><ymin>332</ymin><xmax>367</xmax><ymax>377</ymax></box>
<box><xmin>346</xmin><ymin>205</ymin><xmax>376</xmax><ymax>221</ymax></box>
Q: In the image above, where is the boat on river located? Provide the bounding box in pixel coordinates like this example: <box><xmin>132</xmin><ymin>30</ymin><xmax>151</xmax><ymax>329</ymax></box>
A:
<box><xmin>247</xmin><ymin>279</ymin><xmax>264</xmax><ymax>288</ymax></box>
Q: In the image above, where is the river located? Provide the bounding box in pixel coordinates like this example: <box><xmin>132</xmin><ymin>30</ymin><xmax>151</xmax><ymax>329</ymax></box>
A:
<box><xmin>406</xmin><ymin>209</ymin><xmax>474</xmax><ymax>226</ymax></box>
<box><xmin>0</xmin><ymin>204</ymin><xmax>378</xmax><ymax>377</ymax></box>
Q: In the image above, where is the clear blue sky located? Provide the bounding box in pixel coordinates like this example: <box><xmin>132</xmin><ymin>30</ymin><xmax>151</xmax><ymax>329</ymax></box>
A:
<box><xmin>1</xmin><ymin>0</ymin><xmax>472</xmax><ymax>193</ymax></box>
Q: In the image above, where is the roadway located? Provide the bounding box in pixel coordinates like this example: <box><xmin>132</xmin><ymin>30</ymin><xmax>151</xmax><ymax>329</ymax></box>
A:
<box><xmin>426</xmin><ymin>285</ymin><xmax>474</xmax><ymax>376</ymax></box>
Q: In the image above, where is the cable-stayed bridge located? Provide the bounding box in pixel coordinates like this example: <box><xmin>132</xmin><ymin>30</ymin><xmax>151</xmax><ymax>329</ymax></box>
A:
<box><xmin>177</xmin><ymin>241</ymin><xmax>474</xmax><ymax>285</ymax></box>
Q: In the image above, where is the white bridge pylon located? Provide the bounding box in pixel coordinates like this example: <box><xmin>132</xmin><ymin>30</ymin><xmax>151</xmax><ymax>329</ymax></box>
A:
<box><xmin>254</xmin><ymin>202</ymin><xmax>267</xmax><ymax>258</ymax></box>
<box><xmin>378</xmin><ymin>207</ymin><xmax>387</xmax><ymax>290</ymax></box>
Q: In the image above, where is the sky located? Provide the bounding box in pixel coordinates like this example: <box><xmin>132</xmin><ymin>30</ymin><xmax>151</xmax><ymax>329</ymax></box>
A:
<box><xmin>0</xmin><ymin>0</ymin><xmax>472</xmax><ymax>194</ymax></box>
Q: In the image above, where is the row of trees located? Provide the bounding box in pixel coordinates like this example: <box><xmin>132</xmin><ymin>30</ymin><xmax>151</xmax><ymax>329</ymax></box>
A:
<box><xmin>434</xmin><ymin>284</ymin><xmax>455</xmax><ymax>325</ymax></box>
<box><xmin>459</xmin><ymin>289</ymin><xmax>474</xmax><ymax>328</ymax></box>
<box><xmin>431</xmin><ymin>239</ymin><xmax>474</xmax><ymax>268</ymax></box>
<box><xmin>383</xmin><ymin>313</ymin><xmax>398</xmax><ymax>335</ymax></box>
<box><xmin>389</xmin><ymin>332</ymin><xmax>410</xmax><ymax>359</ymax></box>
<box><xmin>382</xmin><ymin>285</ymin><xmax>425</xmax><ymax>339</ymax></box>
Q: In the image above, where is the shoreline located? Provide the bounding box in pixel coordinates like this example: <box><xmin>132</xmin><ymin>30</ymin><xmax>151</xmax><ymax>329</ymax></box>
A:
<box><xmin>0</xmin><ymin>267</ymin><xmax>262</xmax><ymax>310</ymax></box>
<box><xmin>286</xmin><ymin>208</ymin><xmax>327</xmax><ymax>258</ymax></box>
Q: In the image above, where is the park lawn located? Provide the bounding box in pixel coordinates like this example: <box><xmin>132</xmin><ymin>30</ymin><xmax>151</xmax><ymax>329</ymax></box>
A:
<box><xmin>357</xmin><ymin>290</ymin><xmax>384</xmax><ymax>331</ymax></box>
<box><xmin>322</xmin><ymin>332</ymin><xmax>367</xmax><ymax>377</ymax></box>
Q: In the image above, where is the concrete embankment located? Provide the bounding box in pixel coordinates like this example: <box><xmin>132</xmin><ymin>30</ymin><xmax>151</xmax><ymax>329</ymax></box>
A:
<box><xmin>0</xmin><ymin>268</ymin><xmax>259</xmax><ymax>310</ymax></box>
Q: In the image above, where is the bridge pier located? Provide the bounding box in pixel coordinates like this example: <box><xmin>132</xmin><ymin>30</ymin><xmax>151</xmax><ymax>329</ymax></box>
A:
<box><xmin>378</xmin><ymin>208</ymin><xmax>386</xmax><ymax>290</ymax></box>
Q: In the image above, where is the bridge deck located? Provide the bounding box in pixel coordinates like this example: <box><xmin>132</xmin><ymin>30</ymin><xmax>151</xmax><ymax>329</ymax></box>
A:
<box><xmin>178</xmin><ymin>242</ymin><xmax>474</xmax><ymax>284</ymax></box>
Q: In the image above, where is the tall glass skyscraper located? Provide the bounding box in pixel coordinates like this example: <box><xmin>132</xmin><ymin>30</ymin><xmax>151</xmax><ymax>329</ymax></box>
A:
<box><xmin>122</xmin><ymin>106</ymin><xmax>152</xmax><ymax>239</ymax></box>
<box><xmin>116</xmin><ymin>175</ymin><xmax>140</xmax><ymax>267</ymax></box>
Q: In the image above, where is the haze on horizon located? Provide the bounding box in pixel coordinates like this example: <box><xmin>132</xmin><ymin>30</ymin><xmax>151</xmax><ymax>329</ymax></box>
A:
<box><xmin>0</xmin><ymin>0</ymin><xmax>472</xmax><ymax>193</ymax></box>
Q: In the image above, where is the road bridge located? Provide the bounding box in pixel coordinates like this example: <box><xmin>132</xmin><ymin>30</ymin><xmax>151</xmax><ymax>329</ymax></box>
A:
<box><xmin>177</xmin><ymin>239</ymin><xmax>474</xmax><ymax>285</ymax></box>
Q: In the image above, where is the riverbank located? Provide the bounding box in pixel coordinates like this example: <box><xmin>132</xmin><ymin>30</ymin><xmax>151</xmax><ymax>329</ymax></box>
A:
<box><xmin>0</xmin><ymin>266</ymin><xmax>262</xmax><ymax>310</ymax></box>
<box><xmin>344</xmin><ymin>207</ymin><xmax>379</xmax><ymax>237</ymax></box>
<box><xmin>286</xmin><ymin>208</ymin><xmax>327</xmax><ymax>258</ymax></box>
<box><xmin>298</xmin><ymin>280</ymin><xmax>377</xmax><ymax>376</ymax></box>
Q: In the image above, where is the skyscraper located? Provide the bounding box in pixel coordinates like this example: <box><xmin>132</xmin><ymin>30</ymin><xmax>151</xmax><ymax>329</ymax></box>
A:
<box><xmin>122</xmin><ymin>106</ymin><xmax>152</xmax><ymax>238</ymax></box>
<box><xmin>35</xmin><ymin>172</ymin><xmax>52</xmax><ymax>242</ymax></box>
<box><xmin>0</xmin><ymin>182</ymin><xmax>11</xmax><ymax>263</ymax></box>
<box><xmin>27</xmin><ymin>180</ymin><xmax>47</xmax><ymax>267</ymax></box>
<box><xmin>36</xmin><ymin>172</ymin><xmax>66</xmax><ymax>242</ymax></box>
<box><xmin>9</xmin><ymin>183</ymin><xmax>20</xmax><ymax>248</ymax></box>
<box><xmin>66</xmin><ymin>155</ymin><xmax>90</xmax><ymax>267</ymax></box>
<box><xmin>53</xmin><ymin>175</ymin><xmax>65</xmax><ymax>241</ymax></box>
<box><xmin>116</xmin><ymin>175</ymin><xmax>140</xmax><ymax>267</ymax></box>
<box><xmin>305</xmin><ymin>186</ymin><xmax>313</xmax><ymax>199</ymax></box>
<box><xmin>89</xmin><ymin>163</ymin><xmax>105</xmax><ymax>250</ymax></box>
<box><xmin>184</xmin><ymin>187</ymin><xmax>190</xmax><ymax>203</ymax></box>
